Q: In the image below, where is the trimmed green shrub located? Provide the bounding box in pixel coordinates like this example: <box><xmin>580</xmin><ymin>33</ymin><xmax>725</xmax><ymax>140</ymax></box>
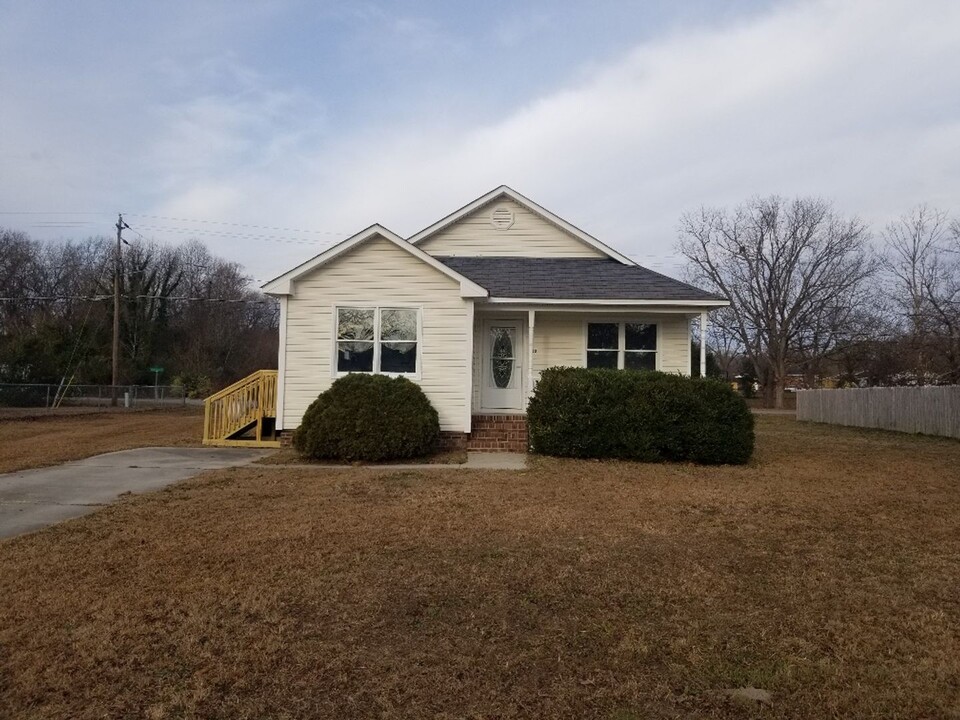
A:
<box><xmin>293</xmin><ymin>374</ymin><xmax>440</xmax><ymax>461</ymax></box>
<box><xmin>527</xmin><ymin>368</ymin><xmax>754</xmax><ymax>464</ymax></box>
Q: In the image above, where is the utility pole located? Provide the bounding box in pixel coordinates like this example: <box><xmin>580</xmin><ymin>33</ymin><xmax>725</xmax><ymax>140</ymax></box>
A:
<box><xmin>111</xmin><ymin>213</ymin><xmax>123</xmax><ymax>406</ymax></box>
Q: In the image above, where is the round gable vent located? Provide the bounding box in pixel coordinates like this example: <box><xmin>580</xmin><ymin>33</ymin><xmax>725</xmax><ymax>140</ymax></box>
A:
<box><xmin>490</xmin><ymin>205</ymin><xmax>515</xmax><ymax>230</ymax></box>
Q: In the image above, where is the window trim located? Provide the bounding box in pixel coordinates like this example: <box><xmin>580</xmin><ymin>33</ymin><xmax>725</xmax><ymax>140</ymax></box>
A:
<box><xmin>332</xmin><ymin>304</ymin><xmax>423</xmax><ymax>379</ymax></box>
<box><xmin>583</xmin><ymin>318</ymin><xmax>660</xmax><ymax>371</ymax></box>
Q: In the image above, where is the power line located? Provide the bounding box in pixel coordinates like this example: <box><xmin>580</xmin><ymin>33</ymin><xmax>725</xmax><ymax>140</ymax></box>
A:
<box><xmin>122</xmin><ymin>223</ymin><xmax>148</xmax><ymax>243</ymax></box>
<box><xmin>0</xmin><ymin>211</ymin><xmax>110</xmax><ymax>215</ymax></box>
<box><xmin>124</xmin><ymin>212</ymin><xmax>346</xmax><ymax>235</ymax></box>
<box><xmin>127</xmin><ymin>223</ymin><xmax>343</xmax><ymax>246</ymax></box>
<box><xmin>3</xmin><ymin>209</ymin><xmax>349</xmax><ymax>240</ymax></box>
<box><xmin>0</xmin><ymin>294</ymin><xmax>277</xmax><ymax>304</ymax></box>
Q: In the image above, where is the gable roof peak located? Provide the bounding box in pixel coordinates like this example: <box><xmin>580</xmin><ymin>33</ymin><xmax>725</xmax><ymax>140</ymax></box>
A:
<box><xmin>261</xmin><ymin>223</ymin><xmax>487</xmax><ymax>298</ymax></box>
<box><xmin>407</xmin><ymin>186</ymin><xmax>636</xmax><ymax>266</ymax></box>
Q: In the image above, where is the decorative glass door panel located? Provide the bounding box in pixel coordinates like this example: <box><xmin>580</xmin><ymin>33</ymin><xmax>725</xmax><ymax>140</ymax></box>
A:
<box><xmin>481</xmin><ymin>321</ymin><xmax>524</xmax><ymax>411</ymax></box>
<box><xmin>490</xmin><ymin>327</ymin><xmax>516</xmax><ymax>389</ymax></box>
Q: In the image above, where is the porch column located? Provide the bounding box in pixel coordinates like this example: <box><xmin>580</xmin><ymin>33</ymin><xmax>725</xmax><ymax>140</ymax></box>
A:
<box><xmin>465</xmin><ymin>300</ymin><xmax>475</xmax><ymax>433</ymax></box>
<box><xmin>527</xmin><ymin>309</ymin><xmax>535</xmax><ymax>399</ymax></box>
<box><xmin>699</xmin><ymin>311</ymin><xmax>708</xmax><ymax>378</ymax></box>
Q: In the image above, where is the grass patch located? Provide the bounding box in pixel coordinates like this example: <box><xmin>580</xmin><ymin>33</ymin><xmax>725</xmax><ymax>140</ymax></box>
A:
<box><xmin>1</xmin><ymin>415</ymin><xmax>958</xmax><ymax>718</ymax></box>
<box><xmin>0</xmin><ymin>407</ymin><xmax>203</xmax><ymax>473</ymax></box>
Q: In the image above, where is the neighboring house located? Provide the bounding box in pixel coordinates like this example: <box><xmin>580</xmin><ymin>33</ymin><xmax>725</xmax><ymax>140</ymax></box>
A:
<box><xmin>207</xmin><ymin>186</ymin><xmax>728</xmax><ymax>451</ymax></box>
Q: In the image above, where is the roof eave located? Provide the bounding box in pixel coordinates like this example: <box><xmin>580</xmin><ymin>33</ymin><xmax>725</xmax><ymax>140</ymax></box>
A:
<box><xmin>481</xmin><ymin>297</ymin><xmax>730</xmax><ymax>307</ymax></box>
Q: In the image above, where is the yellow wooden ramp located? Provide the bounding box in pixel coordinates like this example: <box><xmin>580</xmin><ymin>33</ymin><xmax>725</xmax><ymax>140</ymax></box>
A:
<box><xmin>203</xmin><ymin>370</ymin><xmax>281</xmax><ymax>448</ymax></box>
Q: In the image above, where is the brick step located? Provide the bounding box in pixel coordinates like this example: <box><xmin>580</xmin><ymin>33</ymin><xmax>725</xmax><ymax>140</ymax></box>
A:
<box><xmin>467</xmin><ymin>415</ymin><xmax>528</xmax><ymax>453</ymax></box>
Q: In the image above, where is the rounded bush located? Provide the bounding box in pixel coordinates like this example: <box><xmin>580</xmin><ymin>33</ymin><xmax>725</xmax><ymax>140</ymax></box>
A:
<box><xmin>293</xmin><ymin>374</ymin><xmax>440</xmax><ymax>462</ymax></box>
<box><xmin>526</xmin><ymin>368</ymin><xmax>754</xmax><ymax>465</ymax></box>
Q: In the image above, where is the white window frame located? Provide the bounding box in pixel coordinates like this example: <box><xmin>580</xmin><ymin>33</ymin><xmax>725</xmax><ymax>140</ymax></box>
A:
<box><xmin>583</xmin><ymin>319</ymin><xmax>660</xmax><ymax>371</ymax></box>
<box><xmin>332</xmin><ymin>304</ymin><xmax>423</xmax><ymax>379</ymax></box>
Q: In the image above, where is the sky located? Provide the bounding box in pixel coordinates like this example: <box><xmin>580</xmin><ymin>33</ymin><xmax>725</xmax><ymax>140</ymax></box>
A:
<box><xmin>1</xmin><ymin>0</ymin><xmax>959</xmax><ymax>283</ymax></box>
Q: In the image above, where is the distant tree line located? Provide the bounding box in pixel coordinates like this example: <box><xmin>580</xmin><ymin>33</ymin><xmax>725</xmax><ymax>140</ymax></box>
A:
<box><xmin>0</xmin><ymin>229</ymin><xmax>278</xmax><ymax>395</ymax></box>
<box><xmin>680</xmin><ymin>199</ymin><xmax>960</xmax><ymax>408</ymax></box>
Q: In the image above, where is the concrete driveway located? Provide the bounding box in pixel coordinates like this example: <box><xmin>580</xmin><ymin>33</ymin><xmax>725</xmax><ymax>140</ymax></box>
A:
<box><xmin>0</xmin><ymin>447</ymin><xmax>268</xmax><ymax>539</ymax></box>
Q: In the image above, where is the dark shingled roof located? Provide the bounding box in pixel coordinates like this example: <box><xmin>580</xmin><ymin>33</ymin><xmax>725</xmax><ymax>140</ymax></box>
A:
<box><xmin>435</xmin><ymin>256</ymin><xmax>726</xmax><ymax>302</ymax></box>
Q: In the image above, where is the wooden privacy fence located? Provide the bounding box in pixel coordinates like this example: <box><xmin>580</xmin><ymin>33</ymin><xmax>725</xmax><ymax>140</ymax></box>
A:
<box><xmin>797</xmin><ymin>386</ymin><xmax>960</xmax><ymax>439</ymax></box>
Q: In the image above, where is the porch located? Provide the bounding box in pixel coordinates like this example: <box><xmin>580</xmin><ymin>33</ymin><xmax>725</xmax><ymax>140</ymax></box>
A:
<box><xmin>469</xmin><ymin>306</ymin><xmax>710</xmax><ymax>416</ymax></box>
<box><xmin>460</xmin><ymin>306</ymin><xmax>711</xmax><ymax>452</ymax></box>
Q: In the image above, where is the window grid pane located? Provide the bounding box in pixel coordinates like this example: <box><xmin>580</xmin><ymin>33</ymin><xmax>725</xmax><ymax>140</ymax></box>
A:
<box><xmin>380</xmin><ymin>341</ymin><xmax>417</xmax><ymax>373</ymax></box>
<box><xmin>380</xmin><ymin>308</ymin><xmax>417</xmax><ymax>342</ymax></box>
<box><xmin>337</xmin><ymin>308</ymin><xmax>374</xmax><ymax>341</ymax></box>
<box><xmin>337</xmin><ymin>341</ymin><xmax>374</xmax><ymax>372</ymax></box>
<box><xmin>625</xmin><ymin>323</ymin><xmax>656</xmax><ymax>351</ymax></box>
<box><xmin>587</xmin><ymin>350</ymin><xmax>619</xmax><ymax>369</ymax></box>
<box><xmin>624</xmin><ymin>350</ymin><xmax>656</xmax><ymax>372</ymax></box>
<box><xmin>587</xmin><ymin>323</ymin><xmax>618</xmax><ymax>350</ymax></box>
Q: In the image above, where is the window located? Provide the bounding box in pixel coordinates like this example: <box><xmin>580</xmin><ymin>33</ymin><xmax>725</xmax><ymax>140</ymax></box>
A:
<box><xmin>624</xmin><ymin>322</ymin><xmax>657</xmax><ymax>371</ymax></box>
<box><xmin>379</xmin><ymin>308</ymin><xmax>418</xmax><ymax>373</ymax></box>
<box><xmin>586</xmin><ymin>322</ymin><xmax>619</xmax><ymax>368</ymax></box>
<box><xmin>586</xmin><ymin>322</ymin><xmax>657</xmax><ymax>370</ymax></box>
<box><xmin>337</xmin><ymin>307</ymin><xmax>419</xmax><ymax>375</ymax></box>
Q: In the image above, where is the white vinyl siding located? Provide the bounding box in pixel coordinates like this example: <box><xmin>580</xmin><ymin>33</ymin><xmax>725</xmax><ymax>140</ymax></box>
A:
<box><xmin>658</xmin><ymin>318</ymin><xmax>692</xmax><ymax>374</ymax></box>
<box><xmin>419</xmin><ymin>198</ymin><xmax>607</xmax><ymax>258</ymax></box>
<box><xmin>282</xmin><ymin>235</ymin><xmax>470</xmax><ymax>432</ymax></box>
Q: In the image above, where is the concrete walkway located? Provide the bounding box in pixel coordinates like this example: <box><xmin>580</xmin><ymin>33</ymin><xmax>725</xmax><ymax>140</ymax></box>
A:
<box><xmin>464</xmin><ymin>452</ymin><xmax>527</xmax><ymax>469</ymax></box>
<box><xmin>0</xmin><ymin>447</ymin><xmax>268</xmax><ymax>540</ymax></box>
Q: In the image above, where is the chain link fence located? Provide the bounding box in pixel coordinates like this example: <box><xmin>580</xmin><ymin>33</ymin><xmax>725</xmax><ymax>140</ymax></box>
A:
<box><xmin>0</xmin><ymin>383</ymin><xmax>202</xmax><ymax>409</ymax></box>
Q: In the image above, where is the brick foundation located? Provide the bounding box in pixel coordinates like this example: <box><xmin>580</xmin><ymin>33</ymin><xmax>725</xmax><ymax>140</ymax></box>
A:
<box><xmin>467</xmin><ymin>414</ymin><xmax>529</xmax><ymax>453</ymax></box>
<box><xmin>278</xmin><ymin>420</ymin><xmax>527</xmax><ymax>453</ymax></box>
<box><xmin>438</xmin><ymin>431</ymin><xmax>468</xmax><ymax>452</ymax></box>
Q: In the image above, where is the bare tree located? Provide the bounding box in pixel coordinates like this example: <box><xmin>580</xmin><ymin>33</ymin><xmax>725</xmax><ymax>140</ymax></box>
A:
<box><xmin>701</xmin><ymin>307</ymin><xmax>742</xmax><ymax>381</ymax></box>
<box><xmin>0</xmin><ymin>229</ymin><xmax>40</xmax><ymax>337</ymax></box>
<box><xmin>0</xmin><ymin>230</ymin><xmax>277</xmax><ymax>388</ymax></box>
<box><xmin>938</xmin><ymin>223</ymin><xmax>960</xmax><ymax>380</ymax></box>
<box><xmin>679</xmin><ymin>197</ymin><xmax>876</xmax><ymax>408</ymax></box>
<box><xmin>881</xmin><ymin>206</ymin><xmax>949</xmax><ymax>382</ymax></box>
<box><xmin>882</xmin><ymin>206</ymin><xmax>960</xmax><ymax>383</ymax></box>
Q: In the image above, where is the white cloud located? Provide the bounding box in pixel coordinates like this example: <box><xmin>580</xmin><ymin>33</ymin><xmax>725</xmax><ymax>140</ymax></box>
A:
<box><xmin>3</xmin><ymin>0</ymin><xmax>959</xmax><ymax>281</ymax></box>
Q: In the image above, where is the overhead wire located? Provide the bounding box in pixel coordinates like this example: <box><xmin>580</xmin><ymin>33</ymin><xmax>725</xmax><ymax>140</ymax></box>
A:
<box><xmin>129</xmin><ymin>223</ymin><xmax>339</xmax><ymax>245</ymax></box>
<box><xmin>0</xmin><ymin>294</ymin><xmax>276</xmax><ymax>304</ymax></box>
<box><xmin>0</xmin><ymin>211</ymin><xmax>110</xmax><ymax>215</ymax></box>
<box><xmin>3</xmin><ymin>210</ymin><xmax>349</xmax><ymax>246</ymax></box>
<box><xmin>123</xmin><ymin>212</ymin><xmax>346</xmax><ymax>235</ymax></box>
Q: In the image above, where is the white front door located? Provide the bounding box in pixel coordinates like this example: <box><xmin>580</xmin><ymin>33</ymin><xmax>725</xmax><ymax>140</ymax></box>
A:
<box><xmin>481</xmin><ymin>320</ymin><xmax>524</xmax><ymax>411</ymax></box>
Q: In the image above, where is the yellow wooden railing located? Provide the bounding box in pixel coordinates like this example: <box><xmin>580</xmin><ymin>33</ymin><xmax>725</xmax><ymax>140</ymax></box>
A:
<box><xmin>203</xmin><ymin>370</ymin><xmax>280</xmax><ymax>447</ymax></box>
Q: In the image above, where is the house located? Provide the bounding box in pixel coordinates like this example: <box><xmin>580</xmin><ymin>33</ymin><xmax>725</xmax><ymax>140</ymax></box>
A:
<box><xmin>202</xmin><ymin>186</ymin><xmax>728</xmax><ymax>451</ymax></box>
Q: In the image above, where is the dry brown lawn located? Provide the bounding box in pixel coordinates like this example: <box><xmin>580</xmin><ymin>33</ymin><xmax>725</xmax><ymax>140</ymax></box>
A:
<box><xmin>1</xmin><ymin>416</ymin><xmax>959</xmax><ymax>719</ymax></box>
<box><xmin>745</xmin><ymin>395</ymin><xmax>797</xmax><ymax>411</ymax></box>
<box><xmin>0</xmin><ymin>407</ymin><xmax>203</xmax><ymax>473</ymax></box>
